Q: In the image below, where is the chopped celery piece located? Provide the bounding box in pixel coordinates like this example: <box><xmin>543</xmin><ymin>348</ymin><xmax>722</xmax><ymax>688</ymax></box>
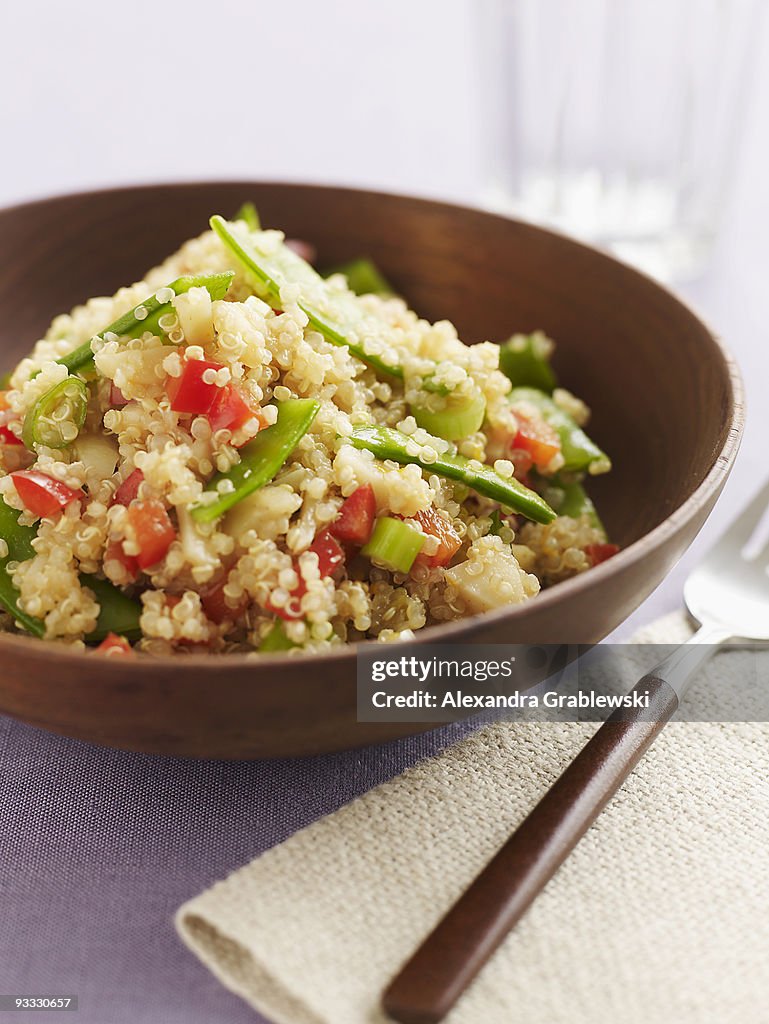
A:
<box><xmin>322</xmin><ymin>258</ymin><xmax>393</xmax><ymax>296</ymax></box>
<box><xmin>362</xmin><ymin>516</ymin><xmax>425</xmax><ymax>573</ymax></box>
<box><xmin>210</xmin><ymin>215</ymin><xmax>403</xmax><ymax>379</ymax></box>
<box><xmin>499</xmin><ymin>333</ymin><xmax>557</xmax><ymax>392</ymax></box>
<box><xmin>411</xmin><ymin>388</ymin><xmax>486</xmax><ymax>441</ymax></box>
<box><xmin>510</xmin><ymin>387</ymin><xmax>611</xmax><ymax>475</ymax></box>
<box><xmin>234</xmin><ymin>202</ymin><xmax>261</xmax><ymax>230</ymax></box>
<box><xmin>259</xmin><ymin>620</ymin><xmax>296</xmax><ymax>652</ymax></box>
<box><xmin>54</xmin><ymin>271</ymin><xmax>234</xmax><ymax>378</ymax></box>
<box><xmin>22</xmin><ymin>376</ymin><xmax>88</xmax><ymax>449</ymax></box>
<box><xmin>349</xmin><ymin>425</ymin><xmax>556</xmax><ymax>524</ymax></box>
<box><xmin>191</xmin><ymin>399</ymin><xmax>319</xmax><ymax>523</ymax></box>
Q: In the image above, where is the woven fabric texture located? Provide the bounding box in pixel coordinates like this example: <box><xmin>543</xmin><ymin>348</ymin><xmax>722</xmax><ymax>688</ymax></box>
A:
<box><xmin>176</xmin><ymin>612</ymin><xmax>769</xmax><ymax>1024</ymax></box>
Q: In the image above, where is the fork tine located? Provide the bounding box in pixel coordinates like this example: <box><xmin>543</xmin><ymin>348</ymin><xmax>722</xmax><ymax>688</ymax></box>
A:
<box><xmin>716</xmin><ymin>476</ymin><xmax>769</xmax><ymax>554</ymax></box>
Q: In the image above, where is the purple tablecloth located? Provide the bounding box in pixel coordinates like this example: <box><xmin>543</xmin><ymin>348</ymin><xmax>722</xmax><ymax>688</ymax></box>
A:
<box><xmin>0</xmin><ymin>713</ymin><xmax>476</xmax><ymax>1024</ymax></box>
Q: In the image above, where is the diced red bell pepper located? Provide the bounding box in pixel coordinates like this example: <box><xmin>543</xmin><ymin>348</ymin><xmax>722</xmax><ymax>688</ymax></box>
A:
<box><xmin>208</xmin><ymin>384</ymin><xmax>264</xmax><ymax>435</ymax></box>
<box><xmin>0</xmin><ymin>424</ymin><xmax>22</xmax><ymax>445</ymax></box>
<box><xmin>585</xmin><ymin>543</ymin><xmax>620</xmax><ymax>566</ymax></box>
<box><xmin>127</xmin><ymin>499</ymin><xmax>176</xmax><ymax>569</ymax></box>
<box><xmin>329</xmin><ymin>484</ymin><xmax>376</xmax><ymax>546</ymax></box>
<box><xmin>111</xmin><ymin>468</ymin><xmax>144</xmax><ymax>507</ymax></box>
<box><xmin>267</xmin><ymin>529</ymin><xmax>345</xmax><ymax>620</ymax></box>
<box><xmin>104</xmin><ymin>539</ymin><xmax>140</xmax><ymax>581</ymax></box>
<box><xmin>95</xmin><ymin>632</ymin><xmax>134</xmax><ymax>657</ymax></box>
<box><xmin>167</xmin><ymin>357</ymin><xmax>225</xmax><ymax>415</ymax></box>
<box><xmin>109</xmin><ymin>382</ymin><xmax>129</xmax><ymax>408</ymax></box>
<box><xmin>507</xmin><ymin>447</ymin><xmax>534</xmax><ymax>486</ymax></box>
<box><xmin>11</xmin><ymin>471</ymin><xmax>81</xmax><ymax>518</ymax></box>
<box><xmin>310</xmin><ymin>528</ymin><xmax>345</xmax><ymax>578</ymax></box>
<box><xmin>201</xmin><ymin>575</ymin><xmax>248</xmax><ymax>624</ymax></box>
<box><xmin>511</xmin><ymin>410</ymin><xmax>561</xmax><ymax>471</ymax></box>
<box><xmin>411</xmin><ymin>506</ymin><xmax>462</xmax><ymax>568</ymax></box>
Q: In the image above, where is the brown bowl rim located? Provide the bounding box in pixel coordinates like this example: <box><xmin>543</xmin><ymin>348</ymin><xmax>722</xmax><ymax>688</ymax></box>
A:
<box><xmin>0</xmin><ymin>179</ymin><xmax>746</xmax><ymax>669</ymax></box>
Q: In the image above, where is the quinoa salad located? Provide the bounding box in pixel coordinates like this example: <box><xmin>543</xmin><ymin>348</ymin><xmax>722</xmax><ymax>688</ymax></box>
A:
<box><xmin>0</xmin><ymin>205</ymin><xmax>617</xmax><ymax>656</ymax></box>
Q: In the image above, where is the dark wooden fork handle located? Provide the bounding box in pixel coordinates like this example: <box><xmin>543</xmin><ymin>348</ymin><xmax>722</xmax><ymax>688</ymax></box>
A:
<box><xmin>382</xmin><ymin>674</ymin><xmax>679</xmax><ymax>1024</ymax></box>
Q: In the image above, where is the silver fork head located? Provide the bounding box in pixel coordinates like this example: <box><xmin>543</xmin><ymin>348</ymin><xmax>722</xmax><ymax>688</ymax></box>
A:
<box><xmin>684</xmin><ymin>477</ymin><xmax>769</xmax><ymax>641</ymax></box>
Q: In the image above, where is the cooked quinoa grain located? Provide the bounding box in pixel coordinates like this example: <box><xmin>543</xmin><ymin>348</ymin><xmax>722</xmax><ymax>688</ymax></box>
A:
<box><xmin>0</xmin><ymin>215</ymin><xmax>616</xmax><ymax>653</ymax></box>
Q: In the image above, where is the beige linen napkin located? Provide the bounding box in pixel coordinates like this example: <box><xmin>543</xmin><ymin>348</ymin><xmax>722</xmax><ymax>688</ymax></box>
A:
<box><xmin>176</xmin><ymin>612</ymin><xmax>769</xmax><ymax>1024</ymax></box>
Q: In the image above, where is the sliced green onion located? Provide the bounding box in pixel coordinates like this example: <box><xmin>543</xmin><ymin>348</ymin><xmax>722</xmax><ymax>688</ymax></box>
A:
<box><xmin>499</xmin><ymin>333</ymin><xmax>557</xmax><ymax>392</ymax></box>
<box><xmin>349</xmin><ymin>425</ymin><xmax>556</xmax><ymax>524</ymax></box>
<box><xmin>361</xmin><ymin>516</ymin><xmax>425</xmax><ymax>573</ymax></box>
<box><xmin>259</xmin><ymin>620</ymin><xmax>296</xmax><ymax>652</ymax></box>
<box><xmin>234</xmin><ymin>201</ymin><xmax>261</xmax><ymax>230</ymax></box>
<box><xmin>53</xmin><ymin>271</ymin><xmax>235</xmax><ymax>378</ymax></box>
<box><xmin>191</xmin><ymin>398</ymin><xmax>320</xmax><ymax>523</ymax></box>
<box><xmin>411</xmin><ymin>388</ymin><xmax>486</xmax><ymax>441</ymax></box>
<box><xmin>210</xmin><ymin>215</ymin><xmax>403</xmax><ymax>379</ymax></box>
<box><xmin>322</xmin><ymin>258</ymin><xmax>393</xmax><ymax>296</ymax></box>
<box><xmin>22</xmin><ymin>376</ymin><xmax>88</xmax><ymax>449</ymax></box>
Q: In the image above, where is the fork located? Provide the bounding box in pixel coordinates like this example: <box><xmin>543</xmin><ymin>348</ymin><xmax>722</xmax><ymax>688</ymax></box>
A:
<box><xmin>382</xmin><ymin>479</ymin><xmax>769</xmax><ymax>1024</ymax></box>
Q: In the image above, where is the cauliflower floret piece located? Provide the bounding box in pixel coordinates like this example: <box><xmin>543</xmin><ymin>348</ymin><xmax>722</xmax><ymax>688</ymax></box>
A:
<box><xmin>223</xmin><ymin>484</ymin><xmax>303</xmax><ymax>543</ymax></box>
<box><xmin>333</xmin><ymin>445</ymin><xmax>431</xmax><ymax>517</ymax></box>
<box><xmin>444</xmin><ymin>535</ymin><xmax>540</xmax><ymax>613</ymax></box>
<box><xmin>173</xmin><ymin>286</ymin><xmax>213</xmax><ymax>346</ymax></box>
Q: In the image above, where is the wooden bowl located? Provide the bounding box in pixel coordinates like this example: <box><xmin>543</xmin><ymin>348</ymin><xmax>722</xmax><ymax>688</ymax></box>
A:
<box><xmin>0</xmin><ymin>183</ymin><xmax>742</xmax><ymax>757</ymax></box>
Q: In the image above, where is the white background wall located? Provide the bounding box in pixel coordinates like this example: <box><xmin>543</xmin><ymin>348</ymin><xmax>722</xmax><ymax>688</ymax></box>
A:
<box><xmin>1</xmin><ymin>0</ymin><xmax>767</xmax><ymax>253</ymax></box>
<box><xmin>0</xmin><ymin>0</ymin><xmax>484</xmax><ymax>205</ymax></box>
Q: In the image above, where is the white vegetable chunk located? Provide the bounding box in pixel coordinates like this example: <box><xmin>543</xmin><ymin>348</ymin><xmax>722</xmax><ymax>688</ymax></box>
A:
<box><xmin>445</xmin><ymin>535</ymin><xmax>539</xmax><ymax>613</ymax></box>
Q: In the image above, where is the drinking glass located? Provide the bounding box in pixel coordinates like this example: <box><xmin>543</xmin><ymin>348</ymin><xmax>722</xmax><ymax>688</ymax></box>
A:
<box><xmin>475</xmin><ymin>0</ymin><xmax>763</xmax><ymax>280</ymax></box>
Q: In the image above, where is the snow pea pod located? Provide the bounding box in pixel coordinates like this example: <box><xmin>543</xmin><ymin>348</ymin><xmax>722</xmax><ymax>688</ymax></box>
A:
<box><xmin>210</xmin><ymin>215</ymin><xmax>404</xmax><ymax>379</ymax></box>
<box><xmin>54</xmin><ymin>271</ymin><xmax>235</xmax><ymax>378</ymax></box>
<box><xmin>499</xmin><ymin>333</ymin><xmax>557</xmax><ymax>392</ymax></box>
<box><xmin>549</xmin><ymin>479</ymin><xmax>607</xmax><ymax>537</ymax></box>
<box><xmin>348</xmin><ymin>425</ymin><xmax>556</xmax><ymax>524</ymax></box>
<box><xmin>191</xmin><ymin>398</ymin><xmax>320</xmax><ymax>523</ymax></box>
<box><xmin>321</xmin><ymin>258</ymin><xmax>393</xmax><ymax>297</ymax></box>
<box><xmin>0</xmin><ymin>499</ymin><xmax>141</xmax><ymax>640</ymax></box>
<box><xmin>0</xmin><ymin>498</ymin><xmax>44</xmax><ymax>636</ymax></box>
<box><xmin>82</xmin><ymin>575</ymin><xmax>142</xmax><ymax>643</ymax></box>
<box><xmin>509</xmin><ymin>387</ymin><xmax>611</xmax><ymax>475</ymax></box>
<box><xmin>234</xmin><ymin>202</ymin><xmax>261</xmax><ymax>230</ymax></box>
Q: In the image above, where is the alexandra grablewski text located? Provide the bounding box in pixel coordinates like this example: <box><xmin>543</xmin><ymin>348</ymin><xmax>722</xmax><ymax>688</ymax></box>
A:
<box><xmin>357</xmin><ymin>642</ymin><xmax>769</xmax><ymax>724</ymax></box>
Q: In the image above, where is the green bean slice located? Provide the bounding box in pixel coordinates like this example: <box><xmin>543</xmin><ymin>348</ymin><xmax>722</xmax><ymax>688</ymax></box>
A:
<box><xmin>22</xmin><ymin>376</ymin><xmax>88</xmax><ymax>449</ymax></box>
